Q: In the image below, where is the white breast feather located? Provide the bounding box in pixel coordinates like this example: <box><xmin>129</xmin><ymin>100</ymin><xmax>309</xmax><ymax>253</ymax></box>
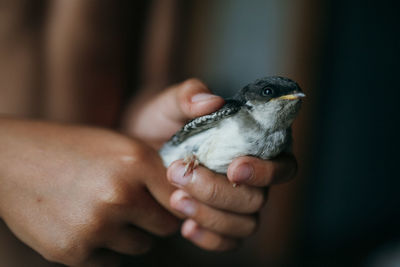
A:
<box><xmin>196</xmin><ymin>117</ymin><xmax>249</xmax><ymax>173</ymax></box>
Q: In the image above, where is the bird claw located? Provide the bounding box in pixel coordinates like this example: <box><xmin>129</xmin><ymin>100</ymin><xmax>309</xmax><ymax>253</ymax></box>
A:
<box><xmin>183</xmin><ymin>154</ymin><xmax>199</xmax><ymax>176</ymax></box>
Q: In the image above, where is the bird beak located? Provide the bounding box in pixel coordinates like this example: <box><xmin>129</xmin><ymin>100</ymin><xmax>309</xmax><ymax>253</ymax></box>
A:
<box><xmin>277</xmin><ymin>92</ymin><xmax>306</xmax><ymax>100</ymax></box>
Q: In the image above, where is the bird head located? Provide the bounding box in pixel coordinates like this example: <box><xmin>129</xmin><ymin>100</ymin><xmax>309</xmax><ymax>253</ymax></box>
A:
<box><xmin>236</xmin><ymin>76</ymin><xmax>305</xmax><ymax>130</ymax></box>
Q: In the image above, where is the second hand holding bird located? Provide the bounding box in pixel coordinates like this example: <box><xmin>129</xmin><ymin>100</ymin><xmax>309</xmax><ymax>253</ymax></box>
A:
<box><xmin>124</xmin><ymin>78</ymin><xmax>298</xmax><ymax>250</ymax></box>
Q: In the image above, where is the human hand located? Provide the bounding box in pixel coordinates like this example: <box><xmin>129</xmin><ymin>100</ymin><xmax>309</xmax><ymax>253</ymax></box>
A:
<box><xmin>0</xmin><ymin>118</ymin><xmax>180</xmax><ymax>266</ymax></box>
<box><xmin>167</xmin><ymin>154</ymin><xmax>297</xmax><ymax>251</ymax></box>
<box><xmin>123</xmin><ymin>79</ymin><xmax>225</xmax><ymax>149</ymax></box>
<box><xmin>123</xmin><ymin>77</ymin><xmax>297</xmax><ymax>251</ymax></box>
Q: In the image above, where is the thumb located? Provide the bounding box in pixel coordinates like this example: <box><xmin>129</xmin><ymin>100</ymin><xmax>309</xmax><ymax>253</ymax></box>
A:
<box><xmin>161</xmin><ymin>78</ymin><xmax>225</xmax><ymax>123</ymax></box>
<box><xmin>124</xmin><ymin>78</ymin><xmax>224</xmax><ymax>147</ymax></box>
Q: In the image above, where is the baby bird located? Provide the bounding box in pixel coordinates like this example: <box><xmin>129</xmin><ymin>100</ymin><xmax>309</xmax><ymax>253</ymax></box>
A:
<box><xmin>160</xmin><ymin>76</ymin><xmax>305</xmax><ymax>176</ymax></box>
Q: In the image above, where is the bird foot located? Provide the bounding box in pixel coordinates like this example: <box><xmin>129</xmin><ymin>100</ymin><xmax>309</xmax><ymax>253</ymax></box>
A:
<box><xmin>183</xmin><ymin>154</ymin><xmax>199</xmax><ymax>176</ymax></box>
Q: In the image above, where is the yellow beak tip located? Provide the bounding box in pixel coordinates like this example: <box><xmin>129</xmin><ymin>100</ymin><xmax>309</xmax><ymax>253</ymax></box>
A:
<box><xmin>277</xmin><ymin>92</ymin><xmax>306</xmax><ymax>100</ymax></box>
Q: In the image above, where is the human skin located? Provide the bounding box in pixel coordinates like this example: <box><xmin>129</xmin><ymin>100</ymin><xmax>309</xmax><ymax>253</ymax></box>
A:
<box><xmin>0</xmin><ymin>118</ymin><xmax>181</xmax><ymax>266</ymax></box>
<box><xmin>124</xmin><ymin>78</ymin><xmax>298</xmax><ymax>251</ymax></box>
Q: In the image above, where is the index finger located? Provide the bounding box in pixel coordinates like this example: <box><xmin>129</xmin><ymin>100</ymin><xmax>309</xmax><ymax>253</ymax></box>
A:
<box><xmin>227</xmin><ymin>154</ymin><xmax>298</xmax><ymax>187</ymax></box>
<box><xmin>167</xmin><ymin>160</ymin><xmax>265</xmax><ymax>214</ymax></box>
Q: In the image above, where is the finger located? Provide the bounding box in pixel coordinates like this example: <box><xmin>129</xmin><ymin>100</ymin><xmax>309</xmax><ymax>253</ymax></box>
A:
<box><xmin>126</xmin><ymin>187</ymin><xmax>181</xmax><ymax>236</ymax></box>
<box><xmin>127</xmin><ymin>144</ymin><xmax>185</xmax><ymax>219</ymax></box>
<box><xmin>170</xmin><ymin>190</ymin><xmax>257</xmax><ymax>238</ymax></box>
<box><xmin>162</xmin><ymin>78</ymin><xmax>225</xmax><ymax>122</ymax></box>
<box><xmin>181</xmin><ymin>219</ymin><xmax>239</xmax><ymax>251</ymax></box>
<box><xmin>105</xmin><ymin>225</ymin><xmax>153</xmax><ymax>256</ymax></box>
<box><xmin>167</xmin><ymin>161</ymin><xmax>265</xmax><ymax>214</ymax></box>
<box><xmin>227</xmin><ymin>153</ymin><xmax>298</xmax><ymax>186</ymax></box>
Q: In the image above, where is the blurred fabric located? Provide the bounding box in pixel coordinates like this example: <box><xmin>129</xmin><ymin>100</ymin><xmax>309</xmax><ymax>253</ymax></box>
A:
<box><xmin>0</xmin><ymin>0</ymin><xmax>399</xmax><ymax>266</ymax></box>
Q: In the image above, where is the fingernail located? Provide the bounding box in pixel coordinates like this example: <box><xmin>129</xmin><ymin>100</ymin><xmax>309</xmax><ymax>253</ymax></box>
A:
<box><xmin>174</xmin><ymin>197</ymin><xmax>197</xmax><ymax>216</ymax></box>
<box><xmin>182</xmin><ymin>220</ymin><xmax>203</xmax><ymax>241</ymax></box>
<box><xmin>170</xmin><ymin>163</ymin><xmax>192</xmax><ymax>186</ymax></box>
<box><xmin>234</xmin><ymin>163</ymin><xmax>254</xmax><ymax>183</ymax></box>
<box><xmin>191</xmin><ymin>93</ymin><xmax>220</xmax><ymax>103</ymax></box>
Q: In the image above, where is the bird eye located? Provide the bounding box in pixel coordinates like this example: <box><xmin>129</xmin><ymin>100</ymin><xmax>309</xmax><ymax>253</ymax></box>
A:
<box><xmin>262</xmin><ymin>87</ymin><xmax>273</xmax><ymax>96</ymax></box>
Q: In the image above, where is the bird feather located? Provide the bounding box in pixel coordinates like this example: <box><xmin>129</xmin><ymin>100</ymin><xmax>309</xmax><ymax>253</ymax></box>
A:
<box><xmin>168</xmin><ymin>99</ymin><xmax>243</xmax><ymax>145</ymax></box>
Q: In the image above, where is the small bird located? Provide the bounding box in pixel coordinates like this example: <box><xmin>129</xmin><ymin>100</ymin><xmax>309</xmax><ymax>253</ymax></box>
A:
<box><xmin>160</xmin><ymin>76</ymin><xmax>305</xmax><ymax>177</ymax></box>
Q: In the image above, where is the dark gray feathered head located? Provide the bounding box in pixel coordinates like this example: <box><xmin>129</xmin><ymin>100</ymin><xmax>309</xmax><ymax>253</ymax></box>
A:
<box><xmin>235</xmin><ymin>76</ymin><xmax>304</xmax><ymax>103</ymax></box>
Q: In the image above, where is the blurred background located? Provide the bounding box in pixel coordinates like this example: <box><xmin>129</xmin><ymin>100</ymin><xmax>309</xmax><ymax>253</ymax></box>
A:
<box><xmin>0</xmin><ymin>0</ymin><xmax>399</xmax><ymax>266</ymax></box>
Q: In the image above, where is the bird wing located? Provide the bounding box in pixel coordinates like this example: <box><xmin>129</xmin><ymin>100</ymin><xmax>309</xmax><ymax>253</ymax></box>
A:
<box><xmin>168</xmin><ymin>99</ymin><xmax>243</xmax><ymax>145</ymax></box>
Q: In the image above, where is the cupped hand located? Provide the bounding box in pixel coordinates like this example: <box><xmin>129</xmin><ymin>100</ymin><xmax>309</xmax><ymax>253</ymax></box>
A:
<box><xmin>0</xmin><ymin>118</ymin><xmax>180</xmax><ymax>266</ymax></box>
<box><xmin>167</xmin><ymin>154</ymin><xmax>297</xmax><ymax>251</ymax></box>
<box><xmin>124</xmin><ymin>78</ymin><xmax>298</xmax><ymax>251</ymax></box>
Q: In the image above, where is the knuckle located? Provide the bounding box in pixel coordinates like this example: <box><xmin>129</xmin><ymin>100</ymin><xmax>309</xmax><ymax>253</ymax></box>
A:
<box><xmin>80</xmin><ymin>207</ymin><xmax>109</xmax><ymax>238</ymax></box>
<box><xmin>183</xmin><ymin>78</ymin><xmax>205</xmax><ymax>89</ymax></box>
<box><xmin>97</xmin><ymin>175</ymin><xmax>132</xmax><ymax>207</ymax></box>
<box><xmin>129</xmin><ymin>142</ymin><xmax>154</xmax><ymax>164</ymax></box>
<box><xmin>204</xmin><ymin>182</ymin><xmax>220</xmax><ymax>204</ymax></box>
<box><xmin>41</xmin><ymin>238</ymin><xmax>87</xmax><ymax>265</ymax></box>
<box><xmin>86</xmin><ymin>213</ymin><xmax>108</xmax><ymax>236</ymax></box>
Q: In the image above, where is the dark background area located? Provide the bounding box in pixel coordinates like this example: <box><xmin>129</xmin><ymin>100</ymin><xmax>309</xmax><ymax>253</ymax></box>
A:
<box><xmin>297</xmin><ymin>0</ymin><xmax>400</xmax><ymax>266</ymax></box>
